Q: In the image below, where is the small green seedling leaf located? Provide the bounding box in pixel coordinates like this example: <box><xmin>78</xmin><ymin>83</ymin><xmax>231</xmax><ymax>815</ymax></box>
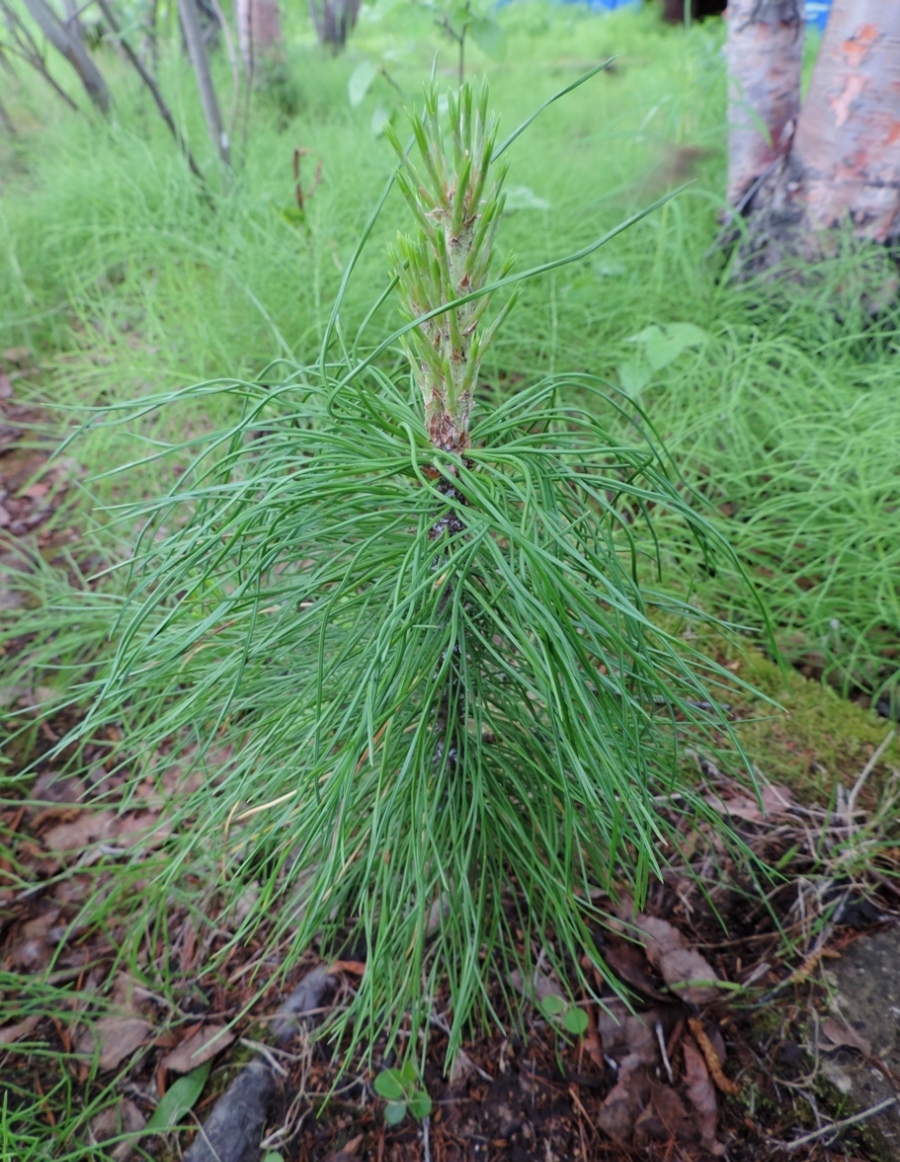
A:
<box><xmin>408</xmin><ymin>1090</ymin><xmax>433</xmax><ymax>1119</ymax></box>
<box><xmin>398</xmin><ymin>1059</ymin><xmax>418</xmax><ymax>1087</ymax></box>
<box><xmin>539</xmin><ymin>994</ymin><xmax>566</xmax><ymax>1018</ymax></box>
<box><xmin>374</xmin><ymin>1069</ymin><xmax>406</xmax><ymax>1101</ymax></box>
<box><xmin>627</xmin><ymin>322</ymin><xmax>708</xmax><ymax>371</ymax></box>
<box><xmin>349</xmin><ymin>60</ymin><xmax>378</xmax><ymax>108</ymax></box>
<box><xmin>505</xmin><ymin>185</ymin><xmax>551</xmax><ymax>212</ymax></box>
<box><xmin>144</xmin><ymin>1062</ymin><xmax>210</xmax><ymax>1132</ymax></box>
<box><xmin>262</xmin><ymin>1153</ymin><xmax>285</xmax><ymax>1162</ymax></box>
<box><xmin>384</xmin><ymin>1100</ymin><xmax>408</xmax><ymax>1125</ymax></box>
<box><xmin>618</xmin><ymin>359</ymin><xmax>652</xmax><ymax>396</ymax></box>
<box><xmin>371</xmin><ymin>104</ymin><xmax>392</xmax><ymax>137</ymax></box>
<box><xmin>470</xmin><ymin>16</ymin><xmax>506</xmax><ymax>58</ymax></box>
<box><xmin>563</xmin><ymin>1007</ymin><xmax>589</xmax><ymax>1036</ymax></box>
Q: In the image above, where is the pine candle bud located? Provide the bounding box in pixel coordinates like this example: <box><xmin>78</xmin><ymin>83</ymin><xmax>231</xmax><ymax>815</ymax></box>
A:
<box><xmin>386</xmin><ymin>83</ymin><xmax>517</xmax><ymax>454</ymax></box>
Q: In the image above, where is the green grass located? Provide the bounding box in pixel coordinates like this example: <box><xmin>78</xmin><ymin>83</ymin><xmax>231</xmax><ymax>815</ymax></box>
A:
<box><xmin>4</xmin><ymin>3</ymin><xmax>896</xmax><ymax>703</ymax></box>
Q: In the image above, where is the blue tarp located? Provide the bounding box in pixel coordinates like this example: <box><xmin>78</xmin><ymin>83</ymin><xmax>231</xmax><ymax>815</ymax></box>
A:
<box><xmin>804</xmin><ymin>1</ymin><xmax>830</xmax><ymax>33</ymax></box>
<box><xmin>563</xmin><ymin>0</ymin><xmax>831</xmax><ymax>26</ymax></box>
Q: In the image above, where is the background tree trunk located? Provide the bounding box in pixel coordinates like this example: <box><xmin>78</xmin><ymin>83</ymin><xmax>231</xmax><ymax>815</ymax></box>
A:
<box><xmin>20</xmin><ymin>0</ymin><xmax>110</xmax><ymax>113</ymax></box>
<box><xmin>177</xmin><ymin>0</ymin><xmax>230</xmax><ymax>165</ymax></box>
<box><xmin>309</xmin><ymin>0</ymin><xmax>360</xmax><ymax>50</ymax></box>
<box><xmin>725</xmin><ymin>0</ymin><xmax>803</xmax><ymax>208</ymax></box>
<box><xmin>235</xmin><ymin>0</ymin><xmax>281</xmax><ymax>68</ymax></box>
<box><xmin>789</xmin><ymin>2</ymin><xmax>900</xmax><ymax>244</ymax></box>
<box><xmin>726</xmin><ymin>0</ymin><xmax>900</xmax><ymax>266</ymax></box>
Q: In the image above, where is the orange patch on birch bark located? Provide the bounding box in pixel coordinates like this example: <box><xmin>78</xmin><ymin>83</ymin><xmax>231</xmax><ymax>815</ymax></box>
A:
<box><xmin>828</xmin><ymin>74</ymin><xmax>866</xmax><ymax>128</ymax></box>
<box><xmin>887</xmin><ymin>122</ymin><xmax>900</xmax><ymax>147</ymax></box>
<box><xmin>842</xmin><ymin>23</ymin><xmax>880</xmax><ymax>68</ymax></box>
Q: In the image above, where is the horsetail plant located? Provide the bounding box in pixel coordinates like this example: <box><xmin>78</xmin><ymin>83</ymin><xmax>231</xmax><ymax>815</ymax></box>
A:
<box><xmin>25</xmin><ymin>79</ymin><xmax>761</xmax><ymax>1075</ymax></box>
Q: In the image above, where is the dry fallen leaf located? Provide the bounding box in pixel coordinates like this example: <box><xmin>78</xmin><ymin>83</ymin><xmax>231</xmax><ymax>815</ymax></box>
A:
<box><xmin>162</xmin><ymin>1025</ymin><xmax>234</xmax><ymax>1073</ymax></box>
<box><xmin>682</xmin><ymin>1033</ymin><xmax>723</xmax><ymax>1153</ymax></box>
<box><xmin>597</xmin><ymin>1052</ymin><xmax>651</xmax><ymax>1142</ymax></box>
<box><xmin>602</xmin><ymin>934</ymin><xmax>669</xmax><ymax>1001</ymax></box>
<box><xmin>820</xmin><ymin>1015</ymin><xmax>872</xmax><ymax>1057</ymax></box>
<box><xmin>658</xmin><ymin>948</ymin><xmax>722</xmax><ymax>1005</ymax></box>
<box><xmin>76</xmin><ymin>1016</ymin><xmax>153</xmax><ymax>1071</ymax></box>
<box><xmin>43</xmin><ymin>810</ymin><xmax>118</xmax><ymax>852</ymax></box>
<box><xmin>634</xmin><ymin>1080</ymin><xmax>695</xmax><ymax>1147</ymax></box>
<box><xmin>705</xmin><ymin>782</ymin><xmax>795</xmax><ymax>822</ymax></box>
<box><xmin>9</xmin><ymin>908</ymin><xmax>63</xmax><ymax>970</ymax></box>
<box><xmin>0</xmin><ymin>1014</ymin><xmax>41</xmax><ymax>1044</ymax></box>
<box><xmin>90</xmin><ymin>1098</ymin><xmax>146</xmax><ymax>1162</ymax></box>
<box><xmin>634</xmin><ymin>916</ymin><xmax>721</xmax><ymax>1004</ymax></box>
<box><xmin>2</xmin><ymin>346</ymin><xmax>31</xmax><ymax>365</ymax></box>
<box><xmin>508</xmin><ymin>966</ymin><xmax>566</xmax><ymax>1005</ymax></box>
<box><xmin>323</xmin><ymin>1134</ymin><xmax>364</xmax><ymax>1162</ymax></box>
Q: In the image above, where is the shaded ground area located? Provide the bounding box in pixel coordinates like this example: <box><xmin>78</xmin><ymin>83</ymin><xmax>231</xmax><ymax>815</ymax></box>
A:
<box><xmin>2</xmin><ymin>711</ymin><xmax>899</xmax><ymax>1160</ymax></box>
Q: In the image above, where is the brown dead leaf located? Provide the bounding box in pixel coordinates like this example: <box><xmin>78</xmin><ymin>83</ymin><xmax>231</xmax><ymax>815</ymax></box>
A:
<box><xmin>634</xmin><ymin>915</ymin><xmax>682</xmax><ymax>958</ymax></box>
<box><xmin>43</xmin><ymin>810</ymin><xmax>118</xmax><ymax>852</ymax></box>
<box><xmin>597</xmin><ymin>1053</ymin><xmax>651</xmax><ymax>1142</ymax></box>
<box><xmin>596</xmin><ymin>1000</ymin><xmax>660</xmax><ymax>1066</ymax></box>
<box><xmin>602</xmin><ymin>934</ymin><xmax>669</xmax><ymax>1001</ymax></box>
<box><xmin>162</xmin><ymin>1024</ymin><xmax>234</xmax><ymax>1073</ymax></box>
<box><xmin>705</xmin><ymin>782</ymin><xmax>795</xmax><ymax>822</ymax></box>
<box><xmin>657</xmin><ymin>948</ymin><xmax>721</xmax><ymax>1004</ymax></box>
<box><xmin>682</xmin><ymin>1034</ymin><xmax>723</xmax><ymax>1153</ymax></box>
<box><xmin>508</xmin><ymin>967</ymin><xmax>566</xmax><ymax>1005</ymax></box>
<box><xmin>634</xmin><ymin>916</ymin><xmax>721</xmax><ymax>1003</ymax></box>
<box><xmin>326</xmin><ymin>959</ymin><xmax>366</xmax><ymax>976</ymax></box>
<box><xmin>91</xmin><ymin>1098</ymin><xmax>146</xmax><ymax>1162</ymax></box>
<box><xmin>634</xmin><ymin>1080</ymin><xmax>695</xmax><ymax>1147</ymax></box>
<box><xmin>113</xmin><ymin>811</ymin><xmax>168</xmax><ymax>849</ymax></box>
<box><xmin>10</xmin><ymin>908</ymin><xmax>63</xmax><ymax>969</ymax></box>
<box><xmin>0</xmin><ymin>1014</ymin><xmax>41</xmax><ymax>1044</ymax></box>
<box><xmin>76</xmin><ymin>1016</ymin><xmax>153</xmax><ymax>1071</ymax></box>
<box><xmin>820</xmin><ymin>1016</ymin><xmax>872</xmax><ymax>1056</ymax></box>
<box><xmin>2</xmin><ymin>346</ymin><xmax>31</xmax><ymax>365</ymax></box>
<box><xmin>31</xmin><ymin>770</ymin><xmax>86</xmax><ymax>804</ymax></box>
<box><xmin>323</xmin><ymin>1135</ymin><xmax>364</xmax><ymax>1162</ymax></box>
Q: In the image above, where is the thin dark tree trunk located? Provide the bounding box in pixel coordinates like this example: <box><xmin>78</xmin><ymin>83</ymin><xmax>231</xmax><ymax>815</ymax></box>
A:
<box><xmin>0</xmin><ymin>0</ymin><xmax>80</xmax><ymax>110</ymax></box>
<box><xmin>0</xmin><ymin>89</ymin><xmax>16</xmax><ymax>135</ymax></box>
<box><xmin>20</xmin><ymin>0</ymin><xmax>110</xmax><ymax>112</ymax></box>
<box><xmin>96</xmin><ymin>0</ymin><xmax>207</xmax><ymax>183</ymax></box>
<box><xmin>177</xmin><ymin>0</ymin><xmax>230</xmax><ymax>165</ymax></box>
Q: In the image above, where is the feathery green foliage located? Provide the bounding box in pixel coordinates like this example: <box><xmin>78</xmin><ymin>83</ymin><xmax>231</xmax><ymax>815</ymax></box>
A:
<box><xmin>26</xmin><ymin>80</ymin><xmax>759</xmax><ymax>1069</ymax></box>
<box><xmin>387</xmin><ymin>82</ymin><xmax>514</xmax><ymax>451</ymax></box>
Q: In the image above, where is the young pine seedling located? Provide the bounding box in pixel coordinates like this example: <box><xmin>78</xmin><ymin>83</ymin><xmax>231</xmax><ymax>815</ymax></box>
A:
<box><xmin>45</xmin><ymin>78</ymin><xmax>754</xmax><ymax>1071</ymax></box>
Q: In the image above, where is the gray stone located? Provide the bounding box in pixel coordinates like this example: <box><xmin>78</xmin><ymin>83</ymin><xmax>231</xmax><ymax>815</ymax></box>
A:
<box><xmin>823</xmin><ymin>927</ymin><xmax>900</xmax><ymax>1158</ymax></box>
<box><xmin>184</xmin><ymin>1059</ymin><xmax>275</xmax><ymax>1162</ymax></box>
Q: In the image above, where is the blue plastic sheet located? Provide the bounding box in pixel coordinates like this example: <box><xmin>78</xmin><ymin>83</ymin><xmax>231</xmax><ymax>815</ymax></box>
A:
<box><xmin>804</xmin><ymin>1</ymin><xmax>830</xmax><ymax>32</ymax></box>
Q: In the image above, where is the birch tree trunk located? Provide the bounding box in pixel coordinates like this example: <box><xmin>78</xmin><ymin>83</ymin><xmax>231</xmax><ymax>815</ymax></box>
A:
<box><xmin>725</xmin><ymin>0</ymin><xmax>803</xmax><ymax>208</ymax></box>
<box><xmin>235</xmin><ymin>0</ymin><xmax>281</xmax><ymax>68</ymax></box>
<box><xmin>725</xmin><ymin>0</ymin><xmax>900</xmax><ymax>264</ymax></box>
<box><xmin>20</xmin><ymin>0</ymin><xmax>111</xmax><ymax>113</ymax></box>
<box><xmin>789</xmin><ymin>3</ymin><xmax>900</xmax><ymax>243</ymax></box>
